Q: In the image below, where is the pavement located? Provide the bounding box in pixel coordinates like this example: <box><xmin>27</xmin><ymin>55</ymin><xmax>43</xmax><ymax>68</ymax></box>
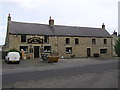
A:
<box><xmin>3</xmin><ymin>70</ymin><xmax>118</xmax><ymax>88</ymax></box>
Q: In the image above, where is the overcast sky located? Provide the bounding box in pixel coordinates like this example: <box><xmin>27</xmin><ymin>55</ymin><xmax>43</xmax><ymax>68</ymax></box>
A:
<box><xmin>0</xmin><ymin>0</ymin><xmax>119</xmax><ymax>45</ymax></box>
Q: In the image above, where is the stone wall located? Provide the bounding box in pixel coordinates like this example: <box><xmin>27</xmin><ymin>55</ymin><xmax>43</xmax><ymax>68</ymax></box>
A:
<box><xmin>57</xmin><ymin>37</ymin><xmax>112</xmax><ymax>58</ymax></box>
<box><xmin>3</xmin><ymin>34</ymin><xmax>113</xmax><ymax>59</ymax></box>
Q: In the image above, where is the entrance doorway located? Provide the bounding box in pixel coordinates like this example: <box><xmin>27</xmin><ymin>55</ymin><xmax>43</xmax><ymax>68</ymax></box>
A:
<box><xmin>34</xmin><ymin>46</ymin><xmax>39</xmax><ymax>58</ymax></box>
<box><xmin>87</xmin><ymin>48</ymin><xmax>91</xmax><ymax>57</ymax></box>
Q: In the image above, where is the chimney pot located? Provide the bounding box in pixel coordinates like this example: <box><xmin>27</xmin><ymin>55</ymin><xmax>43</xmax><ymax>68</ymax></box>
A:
<box><xmin>50</xmin><ymin>16</ymin><xmax>51</xmax><ymax>20</ymax></box>
<box><xmin>102</xmin><ymin>23</ymin><xmax>105</xmax><ymax>29</ymax></box>
<box><xmin>8</xmin><ymin>14</ymin><xmax>11</xmax><ymax>21</ymax></box>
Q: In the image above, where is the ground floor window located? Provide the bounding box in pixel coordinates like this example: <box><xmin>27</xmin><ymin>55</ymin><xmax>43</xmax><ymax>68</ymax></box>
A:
<box><xmin>20</xmin><ymin>46</ymin><xmax>28</xmax><ymax>54</ymax></box>
<box><xmin>66</xmin><ymin>47</ymin><xmax>72</xmax><ymax>54</ymax></box>
<box><xmin>29</xmin><ymin>48</ymin><xmax>33</xmax><ymax>53</ymax></box>
<box><xmin>100</xmin><ymin>49</ymin><xmax>107</xmax><ymax>54</ymax></box>
<box><xmin>44</xmin><ymin>46</ymin><xmax>51</xmax><ymax>53</ymax></box>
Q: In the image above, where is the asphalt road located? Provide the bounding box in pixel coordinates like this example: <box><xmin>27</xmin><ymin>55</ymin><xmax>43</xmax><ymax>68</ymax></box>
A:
<box><xmin>2</xmin><ymin>61</ymin><xmax>118</xmax><ymax>88</ymax></box>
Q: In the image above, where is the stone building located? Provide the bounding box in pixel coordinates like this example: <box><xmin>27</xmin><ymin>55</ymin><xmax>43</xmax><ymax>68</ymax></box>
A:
<box><xmin>3</xmin><ymin>14</ymin><xmax>113</xmax><ymax>59</ymax></box>
<box><xmin>111</xmin><ymin>30</ymin><xmax>118</xmax><ymax>56</ymax></box>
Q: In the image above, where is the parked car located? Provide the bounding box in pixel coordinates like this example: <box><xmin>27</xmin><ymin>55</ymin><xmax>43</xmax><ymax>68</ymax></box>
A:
<box><xmin>5</xmin><ymin>52</ymin><xmax>20</xmax><ymax>64</ymax></box>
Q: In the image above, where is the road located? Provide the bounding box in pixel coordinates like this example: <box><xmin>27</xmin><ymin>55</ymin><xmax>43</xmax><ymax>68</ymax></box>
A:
<box><xmin>2</xmin><ymin>60</ymin><xmax>118</xmax><ymax>88</ymax></box>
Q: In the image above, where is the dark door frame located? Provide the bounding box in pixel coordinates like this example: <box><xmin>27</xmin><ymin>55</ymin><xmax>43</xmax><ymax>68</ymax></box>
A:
<box><xmin>87</xmin><ymin>48</ymin><xmax>91</xmax><ymax>57</ymax></box>
<box><xmin>34</xmin><ymin>46</ymin><xmax>40</xmax><ymax>58</ymax></box>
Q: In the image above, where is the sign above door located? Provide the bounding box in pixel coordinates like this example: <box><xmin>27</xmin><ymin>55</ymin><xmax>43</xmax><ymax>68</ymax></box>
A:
<box><xmin>28</xmin><ymin>37</ymin><xmax>43</xmax><ymax>44</ymax></box>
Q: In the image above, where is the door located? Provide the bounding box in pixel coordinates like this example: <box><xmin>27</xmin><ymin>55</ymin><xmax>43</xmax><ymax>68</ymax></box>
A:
<box><xmin>87</xmin><ymin>48</ymin><xmax>91</xmax><ymax>57</ymax></box>
<box><xmin>34</xmin><ymin>46</ymin><xmax>39</xmax><ymax>58</ymax></box>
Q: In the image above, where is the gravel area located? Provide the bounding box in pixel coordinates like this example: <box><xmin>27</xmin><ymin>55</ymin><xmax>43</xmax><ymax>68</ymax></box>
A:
<box><xmin>2</xmin><ymin>57</ymin><xmax>119</xmax><ymax>74</ymax></box>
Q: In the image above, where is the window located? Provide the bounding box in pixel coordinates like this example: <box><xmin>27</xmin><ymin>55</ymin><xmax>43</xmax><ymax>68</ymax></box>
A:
<box><xmin>44</xmin><ymin>46</ymin><xmax>51</xmax><ymax>53</ymax></box>
<box><xmin>92</xmin><ymin>39</ymin><xmax>96</xmax><ymax>44</ymax></box>
<box><xmin>29</xmin><ymin>48</ymin><xmax>33</xmax><ymax>53</ymax></box>
<box><xmin>20</xmin><ymin>46</ymin><xmax>28</xmax><ymax>54</ymax></box>
<box><xmin>103</xmin><ymin>39</ymin><xmax>107</xmax><ymax>44</ymax></box>
<box><xmin>44</xmin><ymin>36</ymin><xmax>49</xmax><ymax>43</ymax></box>
<box><xmin>66</xmin><ymin>47</ymin><xmax>72</xmax><ymax>54</ymax></box>
<box><xmin>66</xmin><ymin>38</ymin><xmax>70</xmax><ymax>44</ymax></box>
<box><xmin>21</xmin><ymin>35</ymin><xmax>26</xmax><ymax>42</ymax></box>
<box><xmin>75</xmin><ymin>38</ymin><xmax>79</xmax><ymax>44</ymax></box>
<box><xmin>100</xmin><ymin>49</ymin><xmax>107</xmax><ymax>54</ymax></box>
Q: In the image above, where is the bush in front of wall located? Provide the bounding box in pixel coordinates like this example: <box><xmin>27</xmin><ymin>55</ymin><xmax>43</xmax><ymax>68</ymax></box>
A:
<box><xmin>114</xmin><ymin>38</ymin><xmax>120</xmax><ymax>57</ymax></box>
<box><xmin>8</xmin><ymin>48</ymin><xmax>19</xmax><ymax>52</ymax></box>
<box><xmin>8</xmin><ymin>48</ymin><xmax>21</xmax><ymax>57</ymax></box>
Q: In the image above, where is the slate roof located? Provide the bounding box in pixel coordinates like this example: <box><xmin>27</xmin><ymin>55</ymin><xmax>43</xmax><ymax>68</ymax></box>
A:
<box><xmin>9</xmin><ymin>21</ymin><xmax>112</xmax><ymax>38</ymax></box>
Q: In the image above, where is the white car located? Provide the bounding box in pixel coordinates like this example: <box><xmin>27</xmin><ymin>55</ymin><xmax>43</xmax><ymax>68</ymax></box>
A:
<box><xmin>5</xmin><ymin>52</ymin><xmax>20</xmax><ymax>64</ymax></box>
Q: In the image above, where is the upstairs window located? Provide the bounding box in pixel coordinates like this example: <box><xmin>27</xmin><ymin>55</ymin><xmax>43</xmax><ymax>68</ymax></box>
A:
<box><xmin>44</xmin><ymin>36</ymin><xmax>49</xmax><ymax>43</ymax></box>
<box><xmin>92</xmin><ymin>39</ymin><xmax>96</xmax><ymax>44</ymax></box>
<box><xmin>44</xmin><ymin>46</ymin><xmax>51</xmax><ymax>53</ymax></box>
<box><xmin>103</xmin><ymin>39</ymin><xmax>107</xmax><ymax>44</ymax></box>
<box><xmin>75</xmin><ymin>38</ymin><xmax>79</xmax><ymax>44</ymax></box>
<box><xmin>66</xmin><ymin>38</ymin><xmax>70</xmax><ymax>44</ymax></box>
<box><xmin>21</xmin><ymin>35</ymin><xmax>26</xmax><ymax>42</ymax></box>
<box><xmin>66</xmin><ymin>47</ymin><xmax>72</xmax><ymax>54</ymax></box>
<box><xmin>100</xmin><ymin>49</ymin><xmax>107</xmax><ymax>54</ymax></box>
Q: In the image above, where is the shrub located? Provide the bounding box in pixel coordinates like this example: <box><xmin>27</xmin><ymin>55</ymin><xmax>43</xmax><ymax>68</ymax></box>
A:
<box><xmin>114</xmin><ymin>38</ymin><xmax>120</xmax><ymax>57</ymax></box>
<box><xmin>8</xmin><ymin>48</ymin><xmax>21</xmax><ymax>56</ymax></box>
<box><xmin>8</xmin><ymin>48</ymin><xmax>19</xmax><ymax>52</ymax></box>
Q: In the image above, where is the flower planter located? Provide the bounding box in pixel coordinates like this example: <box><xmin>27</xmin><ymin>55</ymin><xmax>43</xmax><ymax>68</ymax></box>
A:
<box><xmin>48</xmin><ymin>56</ymin><xmax>59</xmax><ymax>63</ymax></box>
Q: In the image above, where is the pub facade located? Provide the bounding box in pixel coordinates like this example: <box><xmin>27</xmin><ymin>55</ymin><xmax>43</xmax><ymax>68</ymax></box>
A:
<box><xmin>3</xmin><ymin>14</ymin><xmax>113</xmax><ymax>59</ymax></box>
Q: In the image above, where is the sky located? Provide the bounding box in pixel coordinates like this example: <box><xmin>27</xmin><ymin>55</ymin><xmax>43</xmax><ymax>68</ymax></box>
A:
<box><xmin>0</xmin><ymin>0</ymin><xmax>119</xmax><ymax>45</ymax></box>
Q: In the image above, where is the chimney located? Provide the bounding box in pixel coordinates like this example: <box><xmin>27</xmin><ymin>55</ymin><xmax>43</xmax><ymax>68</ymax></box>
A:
<box><xmin>8</xmin><ymin>14</ymin><xmax>11</xmax><ymax>21</ymax></box>
<box><xmin>49</xmin><ymin>16</ymin><xmax>54</xmax><ymax>26</ymax></box>
<box><xmin>102</xmin><ymin>23</ymin><xmax>105</xmax><ymax>29</ymax></box>
<box><xmin>113</xmin><ymin>30</ymin><xmax>117</xmax><ymax>36</ymax></box>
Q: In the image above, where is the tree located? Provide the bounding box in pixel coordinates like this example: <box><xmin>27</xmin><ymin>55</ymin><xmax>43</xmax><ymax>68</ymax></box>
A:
<box><xmin>114</xmin><ymin>38</ymin><xmax>120</xmax><ymax>57</ymax></box>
